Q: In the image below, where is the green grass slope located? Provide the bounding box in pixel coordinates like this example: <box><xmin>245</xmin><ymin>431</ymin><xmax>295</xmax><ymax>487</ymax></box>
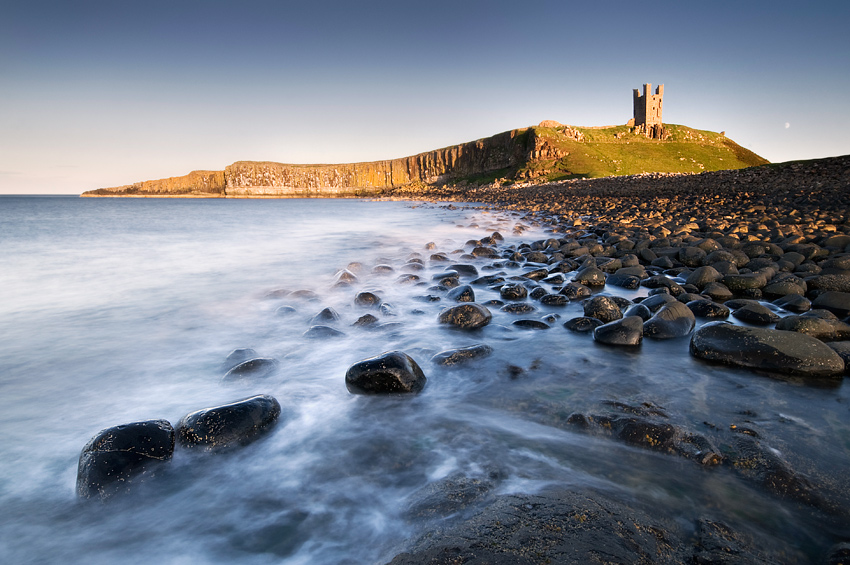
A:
<box><xmin>514</xmin><ymin>124</ymin><xmax>768</xmax><ymax>182</ymax></box>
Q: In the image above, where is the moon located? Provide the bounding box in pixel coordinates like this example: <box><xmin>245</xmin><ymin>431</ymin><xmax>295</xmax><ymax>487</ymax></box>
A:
<box><xmin>785</xmin><ymin>122</ymin><xmax>791</xmax><ymax>129</ymax></box>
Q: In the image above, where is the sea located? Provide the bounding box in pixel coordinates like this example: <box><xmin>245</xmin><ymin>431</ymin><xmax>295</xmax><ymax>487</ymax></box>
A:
<box><xmin>0</xmin><ymin>195</ymin><xmax>848</xmax><ymax>564</ymax></box>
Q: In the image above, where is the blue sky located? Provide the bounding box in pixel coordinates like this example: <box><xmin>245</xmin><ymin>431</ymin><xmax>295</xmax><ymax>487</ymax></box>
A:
<box><xmin>2</xmin><ymin>0</ymin><xmax>848</xmax><ymax>194</ymax></box>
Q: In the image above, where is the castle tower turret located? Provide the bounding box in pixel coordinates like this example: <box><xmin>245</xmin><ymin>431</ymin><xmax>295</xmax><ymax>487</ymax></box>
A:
<box><xmin>633</xmin><ymin>83</ymin><xmax>664</xmax><ymax>139</ymax></box>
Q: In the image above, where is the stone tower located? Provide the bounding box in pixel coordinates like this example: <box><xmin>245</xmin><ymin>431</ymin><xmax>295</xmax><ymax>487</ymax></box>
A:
<box><xmin>632</xmin><ymin>83</ymin><xmax>664</xmax><ymax>139</ymax></box>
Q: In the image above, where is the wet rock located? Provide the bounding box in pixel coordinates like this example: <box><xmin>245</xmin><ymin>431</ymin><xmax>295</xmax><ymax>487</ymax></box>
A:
<box><xmin>333</xmin><ymin>269</ymin><xmax>358</xmax><ymax>286</ymax></box>
<box><xmin>345</xmin><ymin>351</ymin><xmax>426</xmax><ymax>394</ymax></box>
<box><xmin>222</xmin><ymin>358</ymin><xmax>279</xmax><ymax>381</ymax></box>
<box><xmin>564</xmin><ymin>316</ymin><xmax>604</xmax><ymax>333</ymax></box>
<box><xmin>685</xmin><ymin>265</ymin><xmax>723</xmax><ymax>288</ymax></box>
<box><xmin>372</xmin><ymin>264</ymin><xmax>394</xmax><ymax>275</ymax></box>
<box><xmin>430</xmin><ymin>344</ymin><xmax>493</xmax><ymax>366</ymax></box>
<box><xmin>177</xmin><ymin>395</ymin><xmax>281</xmax><ymax>450</ymax></box>
<box><xmin>512</xmin><ymin>319</ymin><xmax>551</xmax><ymax>330</ymax></box>
<box><xmin>404</xmin><ymin>472</ymin><xmax>498</xmax><ymax>520</ymax></box>
<box><xmin>731</xmin><ymin>303</ymin><xmax>781</xmax><ymax>325</ymax></box>
<box><xmin>807</xmin><ymin>273</ymin><xmax>850</xmax><ymax>293</ymax></box>
<box><xmin>593</xmin><ymin>316</ymin><xmax>643</xmax><ymax>346</ymax></box>
<box><xmin>689</xmin><ymin>322</ymin><xmax>845</xmax><ymax>378</ymax></box>
<box><xmin>499</xmin><ymin>283</ymin><xmax>528</xmax><ymax>301</ymax></box>
<box><xmin>624</xmin><ymin>303</ymin><xmax>652</xmax><ymax>321</ymax></box>
<box><xmin>539</xmin><ymin>293</ymin><xmax>568</xmax><ymax>306</ymax></box>
<box><xmin>812</xmin><ymin>291</ymin><xmax>850</xmax><ymax>318</ymax></box>
<box><xmin>275</xmin><ymin>305</ymin><xmax>297</xmax><ymax>317</ymax></box>
<box><xmin>825</xmin><ymin>341</ymin><xmax>850</xmax><ymax>372</ymax></box>
<box><xmin>500</xmin><ymin>303</ymin><xmax>537</xmax><ymax>314</ymax></box>
<box><xmin>559</xmin><ymin>281</ymin><xmax>592</xmax><ymax>300</ymax></box>
<box><xmin>643</xmin><ymin>301</ymin><xmax>696</xmax><ymax>339</ymax></box>
<box><xmin>77</xmin><ymin>420</ymin><xmax>174</xmax><ymax>499</ymax></box>
<box><xmin>605</xmin><ymin>273</ymin><xmax>641</xmax><ymax>289</ymax></box>
<box><xmin>470</xmin><ymin>274</ymin><xmax>505</xmax><ymax>286</ymax></box>
<box><xmin>309</xmin><ymin>307</ymin><xmax>340</xmax><ymax>325</ymax></box>
<box><xmin>825</xmin><ymin>542</ymin><xmax>850</xmax><ymax>565</ymax></box>
<box><xmin>686</xmin><ymin>299</ymin><xmax>730</xmax><ymax>319</ymax></box>
<box><xmin>447</xmin><ymin>284</ymin><xmax>475</xmax><ymax>302</ymax></box>
<box><xmin>583</xmin><ymin>295</ymin><xmax>622</xmax><ymax>324</ymax></box>
<box><xmin>438</xmin><ymin>303</ymin><xmax>492</xmax><ymax>330</ymax></box>
<box><xmin>723</xmin><ymin>273</ymin><xmax>767</xmax><ymax>293</ymax></box>
<box><xmin>639</xmin><ymin>293</ymin><xmax>677</xmax><ymax>312</ymax></box>
<box><xmin>772</xmin><ymin>293</ymin><xmax>811</xmax><ymax>313</ymax></box>
<box><xmin>572</xmin><ymin>266</ymin><xmax>607</xmax><ymax>286</ymax></box>
<box><xmin>264</xmin><ymin>288</ymin><xmax>291</xmax><ymax>299</ymax></box>
<box><xmin>395</xmin><ymin>274</ymin><xmax>420</xmax><ymax>284</ymax></box>
<box><xmin>449</xmin><ymin>264</ymin><xmax>478</xmax><ymax>277</ymax></box>
<box><xmin>353</xmin><ymin>313</ymin><xmax>379</xmax><ymax>327</ymax></box>
<box><xmin>303</xmin><ymin>325</ymin><xmax>346</xmax><ymax>339</ymax></box>
<box><xmin>354</xmin><ymin>291</ymin><xmax>381</xmax><ymax>308</ymax></box>
<box><xmin>701</xmin><ymin>281</ymin><xmax>734</xmax><ymax>301</ymax></box>
<box><xmin>222</xmin><ymin>348</ymin><xmax>258</xmax><ymax>371</ymax></box>
<box><xmin>289</xmin><ymin>289</ymin><xmax>320</xmax><ymax>301</ymax></box>
<box><xmin>775</xmin><ymin>315</ymin><xmax>850</xmax><ymax>341</ymax></box>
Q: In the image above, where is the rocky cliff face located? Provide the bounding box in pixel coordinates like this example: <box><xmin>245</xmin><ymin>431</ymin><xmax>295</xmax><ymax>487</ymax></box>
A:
<box><xmin>84</xmin><ymin>129</ymin><xmax>539</xmax><ymax>198</ymax></box>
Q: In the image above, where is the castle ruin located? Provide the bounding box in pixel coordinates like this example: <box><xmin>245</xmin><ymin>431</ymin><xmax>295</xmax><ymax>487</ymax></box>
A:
<box><xmin>630</xmin><ymin>83</ymin><xmax>665</xmax><ymax>139</ymax></box>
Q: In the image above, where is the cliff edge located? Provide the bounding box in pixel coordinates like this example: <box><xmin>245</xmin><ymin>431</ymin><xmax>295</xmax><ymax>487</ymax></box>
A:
<box><xmin>81</xmin><ymin>124</ymin><xmax>767</xmax><ymax>198</ymax></box>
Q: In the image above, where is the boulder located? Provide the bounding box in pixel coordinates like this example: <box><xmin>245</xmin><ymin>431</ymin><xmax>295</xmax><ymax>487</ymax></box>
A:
<box><xmin>775</xmin><ymin>315</ymin><xmax>850</xmax><ymax>341</ymax></box>
<box><xmin>77</xmin><ymin>419</ymin><xmax>174</xmax><ymax>499</ymax></box>
<box><xmin>593</xmin><ymin>316</ymin><xmax>644</xmax><ymax>346</ymax></box>
<box><xmin>447</xmin><ymin>284</ymin><xmax>475</xmax><ymax>302</ymax></box>
<box><xmin>222</xmin><ymin>357</ymin><xmax>279</xmax><ymax>381</ymax></box>
<box><xmin>430</xmin><ymin>344</ymin><xmax>493</xmax><ymax>366</ymax></box>
<box><xmin>571</xmin><ymin>266</ymin><xmax>607</xmax><ymax>287</ymax></box>
<box><xmin>345</xmin><ymin>351</ymin><xmax>426</xmax><ymax>394</ymax></box>
<box><xmin>563</xmin><ymin>316</ymin><xmax>604</xmax><ymax>333</ymax></box>
<box><xmin>686</xmin><ymin>299</ymin><xmax>730</xmax><ymax>319</ymax></box>
<box><xmin>177</xmin><ymin>395</ymin><xmax>281</xmax><ymax>450</ymax></box>
<box><xmin>539</xmin><ymin>293</ymin><xmax>568</xmax><ymax>306</ymax></box>
<box><xmin>222</xmin><ymin>348</ymin><xmax>258</xmax><ymax>371</ymax></box>
<box><xmin>812</xmin><ymin>291</ymin><xmax>850</xmax><ymax>318</ymax></box>
<box><xmin>438</xmin><ymin>303</ymin><xmax>492</xmax><ymax>330</ymax></box>
<box><xmin>689</xmin><ymin>322</ymin><xmax>845</xmax><ymax>377</ymax></box>
<box><xmin>499</xmin><ymin>283</ymin><xmax>528</xmax><ymax>301</ymax></box>
<box><xmin>731</xmin><ymin>303</ymin><xmax>781</xmax><ymax>325</ymax></box>
<box><xmin>583</xmin><ymin>296</ymin><xmax>622</xmax><ymax>324</ymax></box>
<box><xmin>643</xmin><ymin>301</ymin><xmax>696</xmax><ymax>339</ymax></box>
<box><xmin>354</xmin><ymin>291</ymin><xmax>381</xmax><ymax>308</ymax></box>
<box><xmin>303</xmin><ymin>325</ymin><xmax>346</xmax><ymax>339</ymax></box>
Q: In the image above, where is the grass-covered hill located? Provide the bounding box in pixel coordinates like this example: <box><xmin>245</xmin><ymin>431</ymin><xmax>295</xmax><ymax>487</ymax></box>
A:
<box><xmin>501</xmin><ymin>123</ymin><xmax>768</xmax><ymax>184</ymax></box>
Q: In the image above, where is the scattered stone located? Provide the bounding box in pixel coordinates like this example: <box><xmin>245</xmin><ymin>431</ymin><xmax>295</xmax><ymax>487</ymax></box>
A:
<box><xmin>275</xmin><ymin>305</ymin><xmax>297</xmax><ymax>317</ymax></box>
<box><xmin>643</xmin><ymin>301</ymin><xmax>696</xmax><ymax>339</ymax></box>
<box><xmin>345</xmin><ymin>351</ymin><xmax>426</xmax><ymax>394</ymax></box>
<box><xmin>583</xmin><ymin>295</ymin><xmax>623</xmax><ymax>324</ymax></box>
<box><xmin>430</xmin><ymin>344</ymin><xmax>493</xmax><ymax>366</ymax></box>
<box><xmin>447</xmin><ymin>284</ymin><xmax>475</xmax><ymax>302</ymax></box>
<box><xmin>438</xmin><ymin>303</ymin><xmax>492</xmax><ymax>330</ymax></box>
<box><xmin>500</xmin><ymin>303</ymin><xmax>537</xmax><ymax>314</ymax></box>
<box><xmin>593</xmin><ymin>316</ymin><xmax>644</xmax><ymax>346</ymax></box>
<box><xmin>222</xmin><ymin>358</ymin><xmax>279</xmax><ymax>381</ymax></box>
<box><xmin>309</xmin><ymin>307</ymin><xmax>340</xmax><ymax>325</ymax></box>
<box><xmin>686</xmin><ymin>299</ymin><xmax>730</xmax><ymax>318</ymax></box>
<box><xmin>731</xmin><ymin>303</ymin><xmax>781</xmax><ymax>325</ymax></box>
<box><xmin>564</xmin><ymin>316</ymin><xmax>604</xmax><ymax>333</ymax></box>
<box><xmin>512</xmin><ymin>319</ymin><xmax>551</xmax><ymax>330</ymax></box>
<box><xmin>772</xmin><ymin>294</ymin><xmax>811</xmax><ymax>313</ymax></box>
<box><xmin>77</xmin><ymin>420</ymin><xmax>174</xmax><ymax>499</ymax></box>
<box><xmin>303</xmin><ymin>325</ymin><xmax>346</xmax><ymax>339</ymax></box>
<box><xmin>689</xmin><ymin>322</ymin><xmax>845</xmax><ymax>377</ymax></box>
<box><xmin>222</xmin><ymin>348</ymin><xmax>258</xmax><ymax>371</ymax></box>
<box><xmin>775</xmin><ymin>315</ymin><xmax>850</xmax><ymax>341</ymax></box>
<box><xmin>812</xmin><ymin>291</ymin><xmax>850</xmax><ymax>318</ymax></box>
<box><xmin>499</xmin><ymin>283</ymin><xmax>528</xmax><ymax>301</ymax></box>
<box><xmin>177</xmin><ymin>395</ymin><xmax>281</xmax><ymax>450</ymax></box>
<box><xmin>354</xmin><ymin>291</ymin><xmax>381</xmax><ymax>308</ymax></box>
<box><xmin>539</xmin><ymin>293</ymin><xmax>568</xmax><ymax>306</ymax></box>
<box><xmin>572</xmin><ymin>266</ymin><xmax>607</xmax><ymax>286</ymax></box>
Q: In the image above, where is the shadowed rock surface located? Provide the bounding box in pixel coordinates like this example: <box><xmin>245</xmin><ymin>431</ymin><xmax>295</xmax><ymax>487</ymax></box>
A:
<box><xmin>177</xmin><ymin>395</ymin><xmax>281</xmax><ymax>450</ymax></box>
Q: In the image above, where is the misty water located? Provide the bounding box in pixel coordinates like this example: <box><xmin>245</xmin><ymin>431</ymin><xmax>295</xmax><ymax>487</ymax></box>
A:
<box><xmin>1</xmin><ymin>196</ymin><xmax>848</xmax><ymax>564</ymax></box>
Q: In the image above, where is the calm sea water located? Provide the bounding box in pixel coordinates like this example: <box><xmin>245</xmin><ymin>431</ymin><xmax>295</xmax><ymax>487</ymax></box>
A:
<box><xmin>1</xmin><ymin>196</ymin><xmax>848</xmax><ymax>564</ymax></box>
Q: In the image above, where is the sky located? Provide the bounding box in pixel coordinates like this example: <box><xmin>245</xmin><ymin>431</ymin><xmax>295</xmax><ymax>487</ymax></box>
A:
<box><xmin>1</xmin><ymin>0</ymin><xmax>849</xmax><ymax>194</ymax></box>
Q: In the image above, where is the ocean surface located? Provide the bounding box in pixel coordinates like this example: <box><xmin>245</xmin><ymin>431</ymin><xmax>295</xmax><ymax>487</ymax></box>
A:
<box><xmin>0</xmin><ymin>196</ymin><xmax>848</xmax><ymax>564</ymax></box>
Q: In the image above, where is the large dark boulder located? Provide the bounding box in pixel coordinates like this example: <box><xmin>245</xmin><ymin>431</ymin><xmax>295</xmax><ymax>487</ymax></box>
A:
<box><xmin>77</xmin><ymin>419</ymin><xmax>174</xmax><ymax>500</ymax></box>
<box><xmin>345</xmin><ymin>351</ymin><xmax>426</xmax><ymax>394</ymax></box>
<box><xmin>812</xmin><ymin>291</ymin><xmax>850</xmax><ymax>318</ymax></box>
<box><xmin>177</xmin><ymin>395</ymin><xmax>281</xmax><ymax>450</ymax></box>
<box><xmin>583</xmin><ymin>295</ymin><xmax>622</xmax><ymax>324</ymax></box>
<box><xmin>593</xmin><ymin>316</ymin><xmax>644</xmax><ymax>346</ymax></box>
<box><xmin>689</xmin><ymin>322</ymin><xmax>845</xmax><ymax>377</ymax></box>
<box><xmin>642</xmin><ymin>301</ymin><xmax>695</xmax><ymax>339</ymax></box>
<box><xmin>437</xmin><ymin>303</ymin><xmax>492</xmax><ymax>330</ymax></box>
<box><xmin>430</xmin><ymin>344</ymin><xmax>493</xmax><ymax>366</ymax></box>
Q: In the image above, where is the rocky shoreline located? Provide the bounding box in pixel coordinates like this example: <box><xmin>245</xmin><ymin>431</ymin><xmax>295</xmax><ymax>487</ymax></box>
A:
<box><xmin>73</xmin><ymin>155</ymin><xmax>850</xmax><ymax>563</ymax></box>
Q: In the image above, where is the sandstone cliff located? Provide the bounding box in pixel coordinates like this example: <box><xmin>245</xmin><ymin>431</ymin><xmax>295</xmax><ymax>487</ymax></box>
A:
<box><xmin>81</xmin><ymin>124</ymin><xmax>767</xmax><ymax>198</ymax></box>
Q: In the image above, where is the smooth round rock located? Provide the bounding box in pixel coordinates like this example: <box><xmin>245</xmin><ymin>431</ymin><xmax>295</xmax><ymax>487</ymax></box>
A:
<box><xmin>564</xmin><ymin>316</ymin><xmax>604</xmax><ymax>333</ymax></box>
<box><xmin>775</xmin><ymin>316</ymin><xmax>850</xmax><ymax>341</ymax></box>
<box><xmin>177</xmin><ymin>395</ymin><xmax>281</xmax><ymax>450</ymax></box>
<box><xmin>583</xmin><ymin>296</ymin><xmax>622</xmax><ymax>324</ymax></box>
<box><xmin>623</xmin><ymin>303</ymin><xmax>652</xmax><ymax>321</ymax></box>
<box><xmin>560</xmin><ymin>282</ymin><xmax>592</xmax><ymax>300</ymax></box>
<box><xmin>303</xmin><ymin>325</ymin><xmax>346</xmax><ymax>339</ymax></box>
<box><xmin>447</xmin><ymin>284</ymin><xmax>475</xmax><ymax>303</ymax></box>
<box><xmin>539</xmin><ymin>293</ymin><xmax>568</xmax><ymax>306</ymax></box>
<box><xmin>438</xmin><ymin>303</ymin><xmax>492</xmax><ymax>330</ymax></box>
<box><xmin>572</xmin><ymin>266</ymin><xmax>607</xmax><ymax>287</ymax></box>
<box><xmin>77</xmin><ymin>419</ymin><xmax>174</xmax><ymax>499</ymax></box>
<box><xmin>430</xmin><ymin>344</ymin><xmax>493</xmax><ymax>366</ymax></box>
<box><xmin>500</xmin><ymin>283</ymin><xmax>528</xmax><ymax>301</ymax></box>
<box><xmin>513</xmin><ymin>319</ymin><xmax>551</xmax><ymax>330</ymax></box>
<box><xmin>812</xmin><ymin>291</ymin><xmax>850</xmax><ymax>318</ymax></box>
<box><xmin>686</xmin><ymin>299</ymin><xmax>730</xmax><ymax>319</ymax></box>
<box><xmin>222</xmin><ymin>348</ymin><xmax>258</xmax><ymax>371</ymax></box>
<box><xmin>731</xmin><ymin>303</ymin><xmax>780</xmax><ymax>325</ymax></box>
<box><xmin>772</xmin><ymin>294</ymin><xmax>812</xmax><ymax>313</ymax></box>
<box><xmin>501</xmin><ymin>303</ymin><xmax>537</xmax><ymax>315</ymax></box>
<box><xmin>222</xmin><ymin>358</ymin><xmax>279</xmax><ymax>381</ymax></box>
<box><xmin>685</xmin><ymin>266</ymin><xmax>723</xmax><ymax>289</ymax></box>
<box><xmin>593</xmin><ymin>316</ymin><xmax>644</xmax><ymax>346</ymax></box>
<box><xmin>345</xmin><ymin>351</ymin><xmax>426</xmax><ymax>394</ymax></box>
<box><xmin>643</xmin><ymin>301</ymin><xmax>696</xmax><ymax>339</ymax></box>
<box><xmin>354</xmin><ymin>291</ymin><xmax>381</xmax><ymax>308</ymax></box>
<box><xmin>689</xmin><ymin>322</ymin><xmax>845</xmax><ymax>377</ymax></box>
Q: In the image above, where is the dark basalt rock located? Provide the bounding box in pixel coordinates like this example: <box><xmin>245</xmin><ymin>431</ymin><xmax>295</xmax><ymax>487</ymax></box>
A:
<box><xmin>775</xmin><ymin>315</ymin><xmax>850</xmax><ymax>341</ymax></box>
<box><xmin>564</xmin><ymin>316</ymin><xmax>604</xmax><ymax>333</ymax></box>
<box><xmin>430</xmin><ymin>344</ymin><xmax>493</xmax><ymax>366</ymax></box>
<box><xmin>303</xmin><ymin>325</ymin><xmax>346</xmax><ymax>339</ymax></box>
<box><xmin>438</xmin><ymin>303</ymin><xmax>492</xmax><ymax>330</ymax></box>
<box><xmin>583</xmin><ymin>295</ymin><xmax>622</xmax><ymax>324</ymax></box>
<box><xmin>571</xmin><ymin>266</ymin><xmax>607</xmax><ymax>286</ymax></box>
<box><xmin>559</xmin><ymin>282</ymin><xmax>592</xmax><ymax>300</ymax></box>
<box><xmin>353</xmin><ymin>313</ymin><xmax>379</xmax><ymax>327</ymax></box>
<box><xmin>689</xmin><ymin>322</ymin><xmax>845</xmax><ymax>377</ymax></box>
<box><xmin>354</xmin><ymin>291</ymin><xmax>381</xmax><ymax>308</ymax></box>
<box><xmin>449</xmin><ymin>264</ymin><xmax>478</xmax><ymax>277</ymax></box>
<box><xmin>222</xmin><ymin>357</ymin><xmax>279</xmax><ymax>381</ymax></box>
<box><xmin>686</xmin><ymin>299</ymin><xmax>730</xmax><ymax>318</ymax></box>
<box><xmin>177</xmin><ymin>395</ymin><xmax>281</xmax><ymax>450</ymax></box>
<box><xmin>639</xmin><ymin>293</ymin><xmax>677</xmax><ymax>312</ymax></box>
<box><xmin>309</xmin><ymin>307</ymin><xmax>340</xmax><ymax>325</ymax></box>
<box><xmin>605</xmin><ymin>273</ymin><xmax>641</xmax><ymax>289</ymax></box>
<box><xmin>593</xmin><ymin>316</ymin><xmax>644</xmax><ymax>346</ymax></box>
<box><xmin>512</xmin><ymin>319</ymin><xmax>550</xmax><ymax>330</ymax></box>
<box><xmin>685</xmin><ymin>265</ymin><xmax>723</xmax><ymax>288</ymax></box>
<box><xmin>731</xmin><ymin>302</ymin><xmax>781</xmax><ymax>325</ymax></box>
<box><xmin>643</xmin><ymin>301</ymin><xmax>696</xmax><ymax>339</ymax></box>
<box><xmin>447</xmin><ymin>284</ymin><xmax>475</xmax><ymax>302</ymax></box>
<box><xmin>624</xmin><ymin>302</ymin><xmax>653</xmax><ymax>321</ymax></box>
<box><xmin>77</xmin><ymin>419</ymin><xmax>174</xmax><ymax>499</ymax></box>
<box><xmin>500</xmin><ymin>303</ymin><xmax>536</xmax><ymax>314</ymax></box>
<box><xmin>499</xmin><ymin>283</ymin><xmax>527</xmax><ymax>301</ymax></box>
<box><xmin>539</xmin><ymin>293</ymin><xmax>568</xmax><ymax>306</ymax></box>
<box><xmin>812</xmin><ymin>290</ymin><xmax>850</xmax><ymax>318</ymax></box>
<box><xmin>470</xmin><ymin>274</ymin><xmax>504</xmax><ymax>286</ymax></box>
<box><xmin>825</xmin><ymin>341</ymin><xmax>850</xmax><ymax>372</ymax></box>
<box><xmin>345</xmin><ymin>351</ymin><xmax>426</xmax><ymax>394</ymax></box>
<box><xmin>222</xmin><ymin>348</ymin><xmax>258</xmax><ymax>371</ymax></box>
<box><xmin>772</xmin><ymin>293</ymin><xmax>811</xmax><ymax>313</ymax></box>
